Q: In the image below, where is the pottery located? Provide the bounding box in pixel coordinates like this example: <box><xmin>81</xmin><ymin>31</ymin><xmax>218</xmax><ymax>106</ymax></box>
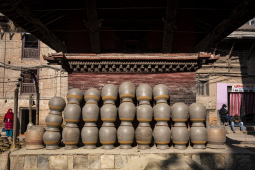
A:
<box><xmin>135</xmin><ymin>126</ymin><xmax>152</xmax><ymax>150</ymax></box>
<box><xmin>25</xmin><ymin>125</ymin><xmax>45</xmax><ymax>150</ymax></box>
<box><xmin>190</xmin><ymin>126</ymin><xmax>207</xmax><ymax>149</ymax></box>
<box><xmin>207</xmin><ymin>127</ymin><xmax>226</xmax><ymax>149</ymax></box>
<box><xmin>137</xmin><ymin>104</ymin><xmax>153</xmax><ymax>126</ymax></box>
<box><xmin>45</xmin><ymin>114</ymin><xmax>63</xmax><ymax>131</ymax></box>
<box><xmin>82</xmin><ymin>103</ymin><xmax>99</xmax><ymax>127</ymax></box>
<box><xmin>118</xmin><ymin>102</ymin><xmax>136</xmax><ymax>126</ymax></box>
<box><xmin>81</xmin><ymin>126</ymin><xmax>98</xmax><ymax>149</ymax></box>
<box><xmin>153</xmin><ymin>84</ymin><xmax>169</xmax><ymax>104</ymax></box>
<box><xmin>119</xmin><ymin>82</ymin><xmax>136</xmax><ymax>102</ymax></box>
<box><xmin>171</xmin><ymin>126</ymin><xmax>189</xmax><ymax>149</ymax></box>
<box><xmin>66</xmin><ymin>88</ymin><xmax>84</xmax><ymax>105</ymax></box>
<box><xmin>117</xmin><ymin>125</ymin><xmax>134</xmax><ymax>149</ymax></box>
<box><xmin>189</xmin><ymin>103</ymin><xmax>206</xmax><ymax>127</ymax></box>
<box><xmin>99</xmin><ymin>126</ymin><xmax>116</xmax><ymax>150</ymax></box>
<box><xmin>102</xmin><ymin>84</ymin><xmax>118</xmax><ymax>104</ymax></box>
<box><xmin>171</xmin><ymin>102</ymin><xmax>189</xmax><ymax>127</ymax></box>
<box><xmin>84</xmin><ymin>88</ymin><xmax>100</xmax><ymax>104</ymax></box>
<box><xmin>64</xmin><ymin>104</ymin><xmax>81</xmax><ymax>127</ymax></box>
<box><xmin>153</xmin><ymin>126</ymin><xmax>171</xmax><ymax>149</ymax></box>
<box><xmin>43</xmin><ymin>131</ymin><xmax>61</xmax><ymax>150</ymax></box>
<box><xmin>62</xmin><ymin>127</ymin><xmax>80</xmax><ymax>150</ymax></box>
<box><xmin>136</xmin><ymin>84</ymin><xmax>152</xmax><ymax>105</ymax></box>
<box><xmin>154</xmin><ymin>103</ymin><xmax>171</xmax><ymax>126</ymax></box>
<box><xmin>100</xmin><ymin>104</ymin><xmax>117</xmax><ymax>126</ymax></box>
<box><xmin>48</xmin><ymin>96</ymin><xmax>66</xmax><ymax>115</ymax></box>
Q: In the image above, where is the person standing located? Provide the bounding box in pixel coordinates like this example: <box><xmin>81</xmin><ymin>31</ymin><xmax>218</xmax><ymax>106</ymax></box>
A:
<box><xmin>3</xmin><ymin>108</ymin><xmax>14</xmax><ymax>137</ymax></box>
<box><xmin>230</xmin><ymin>114</ymin><xmax>245</xmax><ymax>133</ymax></box>
<box><xmin>219</xmin><ymin>104</ymin><xmax>231</xmax><ymax>126</ymax></box>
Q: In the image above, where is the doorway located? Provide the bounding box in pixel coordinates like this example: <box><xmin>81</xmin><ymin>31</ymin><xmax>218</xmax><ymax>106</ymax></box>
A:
<box><xmin>19</xmin><ymin>107</ymin><xmax>36</xmax><ymax>134</ymax></box>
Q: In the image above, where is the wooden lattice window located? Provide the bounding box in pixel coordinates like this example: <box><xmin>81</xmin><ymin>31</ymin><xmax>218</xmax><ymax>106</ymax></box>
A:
<box><xmin>196</xmin><ymin>80</ymin><xmax>209</xmax><ymax>96</ymax></box>
<box><xmin>20</xmin><ymin>70</ymin><xmax>38</xmax><ymax>94</ymax></box>
<box><xmin>22</xmin><ymin>34</ymin><xmax>40</xmax><ymax>60</ymax></box>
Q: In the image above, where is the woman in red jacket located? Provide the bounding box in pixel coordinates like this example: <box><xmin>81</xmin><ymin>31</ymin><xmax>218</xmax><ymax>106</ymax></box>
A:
<box><xmin>3</xmin><ymin>109</ymin><xmax>14</xmax><ymax>137</ymax></box>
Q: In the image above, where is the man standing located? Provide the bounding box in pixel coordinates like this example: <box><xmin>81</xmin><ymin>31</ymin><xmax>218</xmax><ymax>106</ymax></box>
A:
<box><xmin>219</xmin><ymin>104</ymin><xmax>231</xmax><ymax>126</ymax></box>
<box><xmin>230</xmin><ymin>114</ymin><xmax>245</xmax><ymax>133</ymax></box>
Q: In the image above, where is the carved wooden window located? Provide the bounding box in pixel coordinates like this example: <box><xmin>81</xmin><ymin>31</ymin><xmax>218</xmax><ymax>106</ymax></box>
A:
<box><xmin>196</xmin><ymin>80</ymin><xmax>209</xmax><ymax>96</ymax></box>
<box><xmin>22</xmin><ymin>34</ymin><xmax>40</xmax><ymax>60</ymax></box>
<box><xmin>20</xmin><ymin>70</ymin><xmax>38</xmax><ymax>94</ymax></box>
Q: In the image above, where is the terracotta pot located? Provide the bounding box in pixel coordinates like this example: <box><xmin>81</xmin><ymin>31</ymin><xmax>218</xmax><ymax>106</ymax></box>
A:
<box><xmin>82</xmin><ymin>103</ymin><xmax>99</xmax><ymax>127</ymax></box>
<box><xmin>135</xmin><ymin>126</ymin><xmax>152</xmax><ymax>150</ymax></box>
<box><xmin>67</xmin><ymin>88</ymin><xmax>84</xmax><ymax>105</ymax></box>
<box><xmin>25</xmin><ymin>125</ymin><xmax>45</xmax><ymax>150</ymax></box>
<box><xmin>154</xmin><ymin>103</ymin><xmax>171</xmax><ymax>126</ymax></box>
<box><xmin>189</xmin><ymin>103</ymin><xmax>206</xmax><ymax>127</ymax></box>
<box><xmin>153</xmin><ymin>84</ymin><xmax>169</xmax><ymax>104</ymax></box>
<box><xmin>119</xmin><ymin>82</ymin><xmax>136</xmax><ymax>102</ymax></box>
<box><xmin>207</xmin><ymin>127</ymin><xmax>226</xmax><ymax>149</ymax></box>
<box><xmin>102</xmin><ymin>84</ymin><xmax>118</xmax><ymax>104</ymax></box>
<box><xmin>171</xmin><ymin>126</ymin><xmax>188</xmax><ymax>149</ymax></box>
<box><xmin>137</xmin><ymin>104</ymin><xmax>153</xmax><ymax>126</ymax></box>
<box><xmin>48</xmin><ymin>96</ymin><xmax>66</xmax><ymax>115</ymax></box>
<box><xmin>136</xmin><ymin>84</ymin><xmax>152</xmax><ymax>105</ymax></box>
<box><xmin>45</xmin><ymin>114</ymin><xmax>63</xmax><ymax>131</ymax></box>
<box><xmin>81</xmin><ymin>126</ymin><xmax>98</xmax><ymax>149</ymax></box>
<box><xmin>101</xmin><ymin>104</ymin><xmax>117</xmax><ymax>126</ymax></box>
<box><xmin>190</xmin><ymin>127</ymin><xmax>207</xmax><ymax>149</ymax></box>
<box><xmin>84</xmin><ymin>88</ymin><xmax>100</xmax><ymax>104</ymax></box>
<box><xmin>153</xmin><ymin>126</ymin><xmax>171</xmax><ymax>150</ymax></box>
<box><xmin>171</xmin><ymin>102</ymin><xmax>189</xmax><ymax>127</ymax></box>
<box><xmin>118</xmin><ymin>102</ymin><xmax>136</xmax><ymax>126</ymax></box>
<box><xmin>117</xmin><ymin>125</ymin><xmax>134</xmax><ymax>149</ymax></box>
<box><xmin>43</xmin><ymin>131</ymin><xmax>61</xmax><ymax>150</ymax></box>
<box><xmin>64</xmin><ymin>104</ymin><xmax>81</xmax><ymax>127</ymax></box>
<box><xmin>99</xmin><ymin>126</ymin><xmax>116</xmax><ymax>150</ymax></box>
<box><xmin>62</xmin><ymin>127</ymin><xmax>80</xmax><ymax>150</ymax></box>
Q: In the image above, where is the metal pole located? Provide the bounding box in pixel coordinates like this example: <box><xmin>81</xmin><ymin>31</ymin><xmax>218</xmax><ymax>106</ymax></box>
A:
<box><xmin>27</xmin><ymin>94</ymin><xmax>34</xmax><ymax>127</ymax></box>
<box><xmin>12</xmin><ymin>85</ymin><xmax>19</xmax><ymax>148</ymax></box>
<box><xmin>31</xmin><ymin>72</ymin><xmax>39</xmax><ymax>125</ymax></box>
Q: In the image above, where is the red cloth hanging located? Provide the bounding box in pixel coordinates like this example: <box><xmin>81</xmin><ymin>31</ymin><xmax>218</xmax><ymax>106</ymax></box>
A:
<box><xmin>230</xmin><ymin>93</ymin><xmax>242</xmax><ymax>116</ymax></box>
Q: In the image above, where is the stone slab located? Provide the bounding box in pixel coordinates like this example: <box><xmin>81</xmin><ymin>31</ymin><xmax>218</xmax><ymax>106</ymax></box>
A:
<box><xmin>101</xmin><ymin>155</ymin><xmax>114</xmax><ymax>169</ymax></box>
<box><xmin>24</xmin><ymin>156</ymin><xmax>37</xmax><ymax>170</ymax></box>
<box><xmin>115</xmin><ymin>155</ymin><xmax>127</xmax><ymax>169</ymax></box>
<box><xmin>38</xmin><ymin>156</ymin><xmax>49</xmax><ymax>170</ymax></box>
<box><xmin>74</xmin><ymin>155</ymin><xmax>88</xmax><ymax>169</ymax></box>
<box><xmin>88</xmin><ymin>155</ymin><xmax>100</xmax><ymax>169</ymax></box>
<box><xmin>49</xmin><ymin>155</ymin><xmax>68</xmax><ymax>170</ymax></box>
<box><xmin>0</xmin><ymin>151</ymin><xmax>10</xmax><ymax>170</ymax></box>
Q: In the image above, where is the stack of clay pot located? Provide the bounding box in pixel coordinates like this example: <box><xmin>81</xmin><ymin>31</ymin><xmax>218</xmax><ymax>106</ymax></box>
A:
<box><xmin>43</xmin><ymin>96</ymin><xmax>66</xmax><ymax>149</ymax></box>
<box><xmin>135</xmin><ymin>84</ymin><xmax>153</xmax><ymax>150</ymax></box>
<box><xmin>81</xmin><ymin>88</ymin><xmax>100</xmax><ymax>149</ymax></box>
<box><xmin>189</xmin><ymin>103</ymin><xmax>207</xmax><ymax>149</ymax></box>
<box><xmin>1</xmin><ymin>131</ymin><xmax>9</xmax><ymax>151</ymax></box>
<box><xmin>25</xmin><ymin>125</ymin><xmax>45</xmax><ymax>149</ymax></box>
<box><xmin>63</xmin><ymin>88</ymin><xmax>83</xmax><ymax>150</ymax></box>
<box><xmin>117</xmin><ymin>82</ymin><xmax>136</xmax><ymax>149</ymax></box>
<box><xmin>19</xmin><ymin>138</ymin><xmax>26</xmax><ymax>148</ymax></box>
<box><xmin>171</xmin><ymin>102</ymin><xmax>189</xmax><ymax>149</ymax></box>
<box><xmin>99</xmin><ymin>84</ymin><xmax>118</xmax><ymax>149</ymax></box>
<box><xmin>152</xmin><ymin>84</ymin><xmax>171</xmax><ymax>150</ymax></box>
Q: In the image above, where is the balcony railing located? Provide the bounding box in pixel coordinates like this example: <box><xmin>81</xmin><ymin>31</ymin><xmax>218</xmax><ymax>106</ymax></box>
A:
<box><xmin>21</xmin><ymin>83</ymin><xmax>36</xmax><ymax>94</ymax></box>
<box><xmin>22</xmin><ymin>48</ymin><xmax>39</xmax><ymax>60</ymax></box>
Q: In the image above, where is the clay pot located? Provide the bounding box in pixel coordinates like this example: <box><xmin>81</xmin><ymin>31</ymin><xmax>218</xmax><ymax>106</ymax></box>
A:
<box><xmin>136</xmin><ymin>84</ymin><xmax>152</xmax><ymax>105</ymax></box>
<box><xmin>190</xmin><ymin>127</ymin><xmax>207</xmax><ymax>149</ymax></box>
<box><xmin>64</xmin><ymin>104</ymin><xmax>81</xmax><ymax>127</ymax></box>
<box><xmin>117</xmin><ymin>125</ymin><xmax>134</xmax><ymax>149</ymax></box>
<box><xmin>137</xmin><ymin>104</ymin><xmax>153</xmax><ymax>126</ymax></box>
<box><xmin>99</xmin><ymin>126</ymin><xmax>116</xmax><ymax>150</ymax></box>
<box><xmin>25</xmin><ymin>125</ymin><xmax>45</xmax><ymax>150</ymax></box>
<box><xmin>171</xmin><ymin>102</ymin><xmax>189</xmax><ymax>127</ymax></box>
<box><xmin>67</xmin><ymin>88</ymin><xmax>84</xmax><ymax>105</ymax></box>
<box><xmin>171</xmin><ymin>126</ymin><xmax>189</xmax><ymax>149</ymax></box>
<box><xmin>84</xmin><ymin>88</ymin><xmax>100</xmax><ymax>104</ymax></box>
<box><xmin>189</xmin><ymin>103</ymin><xmax>206</xmax><ymax>127</ymax></box>
<box><xmin>153</xmin><ymin>126</ymin><xmax>171</xmax><ymax>150</ymax></box>
<box><xmin>45</xmin><ymin>114</ymin><xmax>63</xmax><ymax>131</ymax></box>
<box><xmin>101</xmin><ymin>104</ymin><xmax>117</xmax><ymax>126</ymax></box>
<box><xmin>82</xmin><ymin>103</ymin><xmax>99</xmax><ymax>127</ymax></box>
<box><xmin>62</xmin><ymin>127</ymin><xmax>80</xmax><ymax>150</ymax></box>
<box><xmin>154</xmin><ymin>103</ymin><xmax>171</xmax><ymax>126</ymax></box>
<box><xmin>43</xmin><ymin>131</ymin><xmax>61</xmax><ymax>150</ymax></box>
<box><xmin>135</xmin><ymin>126</ymin><xmax>152</xmax><ymax>150</ymax></box>
<box><xmin>118</xmin><ymin>102</ymin><xmax>136</xmax><ymax>126</ymax></box>
<box><xmin>207</xmin><ymin>127</ymin><xmax>226</xmax><ymax>149</ymax></box>
<box><xmin>153</xmin><ymin>84</ymin><xmax>169</xmax><ymax>104</ymax></box>
<box><xmin>119</xmin><ymin>82</ymin><xmax>136</xmax><ymax>102</ymax></box>
<box><xmin>48</xmin><ymin>96</ymin><xmax>66</xmax><ymax>115</ymax></box>
<box><xmin>81</xmin><ymin>126</ymin><xmax>98</xmax><ymax>149</ymax></box>
<box><xmin>102</xmin><ymin>84</ymin><xmax>118</xmax><ymax>104</ymax></box>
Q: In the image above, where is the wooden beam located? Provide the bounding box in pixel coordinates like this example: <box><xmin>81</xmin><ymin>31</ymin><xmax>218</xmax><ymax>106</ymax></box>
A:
<box><xmin>194</xmin><ymin>0</ymin><xmax>255</xmax><ymax>52</ymax></box>
<box><xmin>162</xmin><ymin>0</ymin><xmax>178</xmax><ymax>53</ymax></box>
<box><xmin>4</xmin><ymin>0</ymin><xmax>67</xmax><ymax>53</ymax></box>
<box><xmin>85</xmin><ymin>0</ymin><xmax>101</xmax><ymax>53</ymax></box>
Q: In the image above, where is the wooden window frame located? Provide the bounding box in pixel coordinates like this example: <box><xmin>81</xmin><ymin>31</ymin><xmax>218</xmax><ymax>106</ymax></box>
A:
<box><xmin>22</xmin><ymin>33</ymin><xmax>40</xmax><ymax>60</ymax></box>
<box><xmin>20</xmin><ymin>69</ymin><xmax>39</xmax><ymax>95</ymax></box>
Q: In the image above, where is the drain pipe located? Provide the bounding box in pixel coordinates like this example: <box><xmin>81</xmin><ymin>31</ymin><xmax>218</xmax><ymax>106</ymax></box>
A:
<box><xmin>27</xmin><ymin>94</ymin><xmax>34</xmax><ymax>127</ymax></box>
<box><xmin>31</xmin><ymin>73</ymin><xmax>39</xmax><ymax>125</ymax></box>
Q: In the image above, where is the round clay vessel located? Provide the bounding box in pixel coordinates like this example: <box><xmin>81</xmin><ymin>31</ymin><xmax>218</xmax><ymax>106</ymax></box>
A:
<box><xmin>119</xmin><ymin>82</ymin><xmax>136</xmax><ymax>102</ymax></box>
<box><xmin>81</xmin><ymin>126</ymin><xmax>98</xmax><ymax>149</ymax></box>
<box><xmin>82</xmin><ymin>103</ymin><xmax>99</xmax><ymax>127</ymax></box>
<box><xmin>136</xmin><ymin>84</ymin><xmax>152</xmax><ymax>105</ymax></box>
<box><xmin>135</xmin><ymin>126</ymin><xmax>152</xmax><ymax>150</ymax></box>
<box><xmin>99</xmin><ymin>126</ymin><xmax>116</xmax><ymax>150</ymax></box>
<box><xmin>101</xmin><ymin>104</ymin><xmax>117</xmax><ymax>126</ymax></box>
<box><xmin>153</xmin><ymin>126</ymin><xmax>171</xmax><ymax>150</ymax></box>
<box><xmin>137</xmin><ymin>104</ymin><xmax>153</xmax><ymax>126</ymax></box>
<box><xmin>117</xmin><ymin>125</ymin><xmax>134</xmax><ymax>149</ymax></box>
<box><xmin>25</xmin><ymin>125</ymin><xmax>45</xmax><ymax>150</ymax></box>
<box><xmin>153</xmin><ymin>84</ymin><xmax>169</xmax><ymax>104</ymax></box>
<box><xmin>64</xmin><ymin>104</ymin><xmax>81</xmax><ymax>127</ymax></box>
<box><xmin>189</xmin><ymin>103</ymin><xmax>206</xmax><ymax>127</ymax></box>
<box><xmin>154</xmin><ymin>103</ymin><xmax>171</xmax><ymax>126</ymax></box>
<box><xmin>171</xmin><ymin>102</ymin><xmax>189</xmax><ymax>127</ymax></box>
<box><xmin>48</xmin><ymin>96</ymin><xmax>66</xmax><ymax>115</ymax></box>
<box><xmin>43</xmin><ymin>131</ymin><xmax>61</xmax><ymax>150</ymax></box>
<box><xmin>207</xmin><ymin>127</ymin><xmax>226</xmax><ymax>149</ymax></box>
<box><xmin>171</xmin><ymin>126</ymin><xmax>188</xmax><ymax>149</ymax></box>
<box><xmin>62</xmin><ymin>127</ymin><xmax>80</xmax><ymax>150</ymax></box>
<box><xmin>119</xmin><ymin>102</ymin><xmax>136</xmax><ymax>126</ymax></box>
<box><xmin>190</xmin><ymin>126</ymin><xmax>207</xmax><ymax>149</ymax></box>
<box><xmin>84</xmin><ymin>88</ymin><xmax>100</xmax><ymax>104</ymax></box>
<box><xmin>66</xmin><ymin>88</ymin><xmax>84</xmax><ymax>105</ymax></box>
<box><xmin>102</xmin><ymin>84</ymin><xmax>118</xmax><ymax>104</ymax></box>
<box><xmin>45</xmin><ymin>114</ymin><xmax>63</xmax><ymax>131</ymax></box>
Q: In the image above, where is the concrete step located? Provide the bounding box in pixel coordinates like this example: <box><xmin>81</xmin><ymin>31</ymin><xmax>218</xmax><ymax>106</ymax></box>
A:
<box><xmin>224</xmin><ymin>125</ymin><xmax>255</xmax><ymax>134</ymax></box>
